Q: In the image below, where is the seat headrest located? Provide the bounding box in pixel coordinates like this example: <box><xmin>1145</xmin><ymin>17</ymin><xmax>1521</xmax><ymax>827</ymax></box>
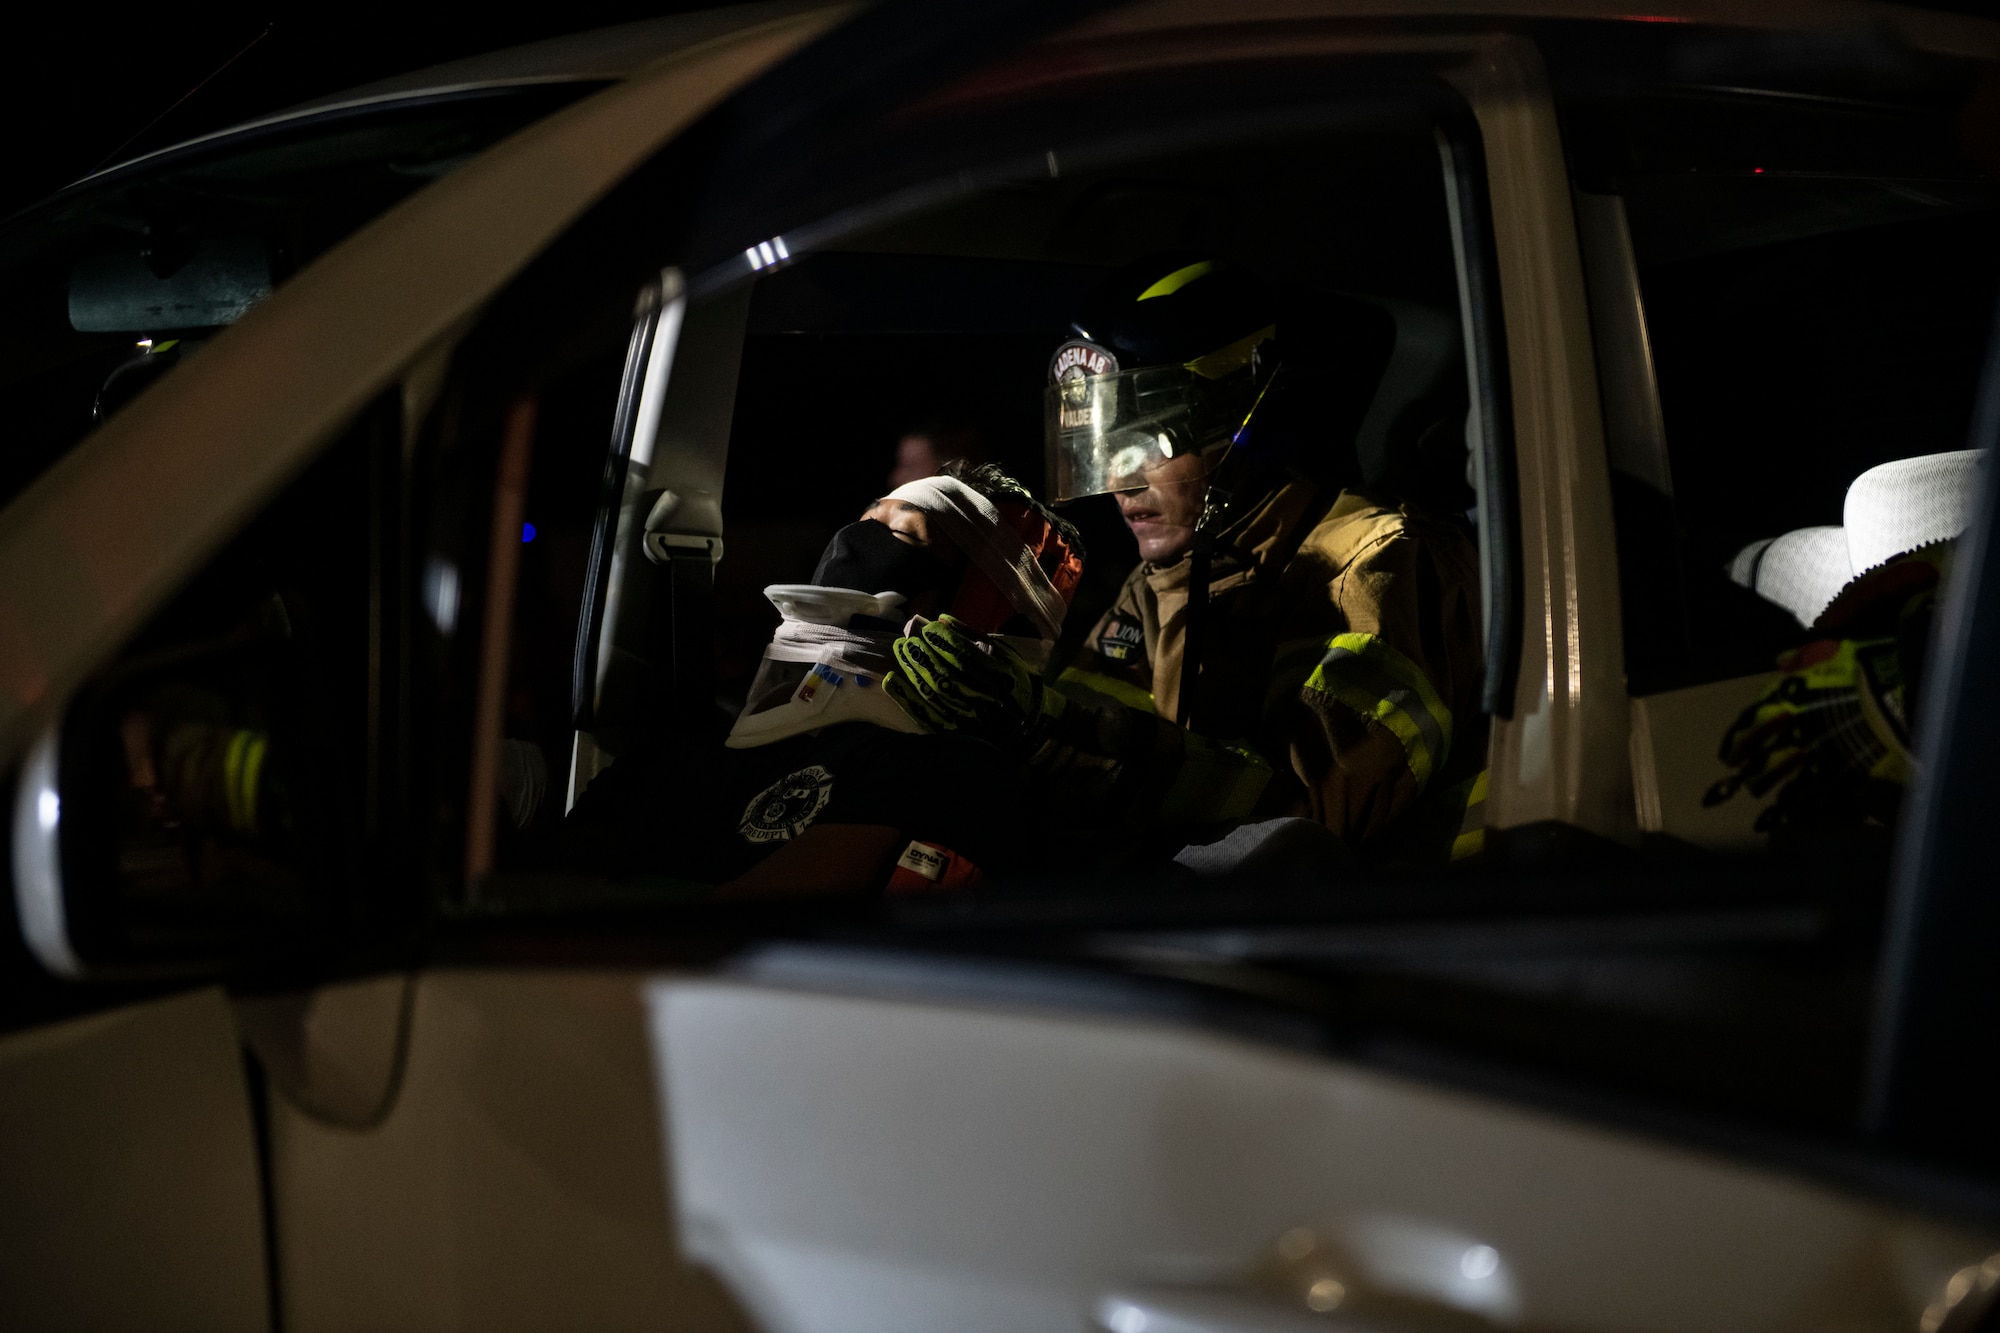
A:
<box><xmin>1728</xmin><ymin>449</ymin><xmax>1985</xmax><ymax>629</ymax></box>
<box><xmin>1727</xmin><ymin>526</ymin><xmax>1850</xmax><ymax>628</ymax></box>
<box><xmin>1843</xmin><ymin>449</ymin><xmax>1983</xmax><ymax>575</ymax></box>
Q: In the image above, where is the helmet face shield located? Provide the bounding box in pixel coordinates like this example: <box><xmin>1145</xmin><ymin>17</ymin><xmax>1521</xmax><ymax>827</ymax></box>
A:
<box><xmin>1045</xmin><ymin>363</ymin><xmax>1202</xmax><ymax>503</ymax></box>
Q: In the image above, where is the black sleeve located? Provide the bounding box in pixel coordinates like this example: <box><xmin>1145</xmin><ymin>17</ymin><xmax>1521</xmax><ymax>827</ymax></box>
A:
<box><xmin>814</xmin><ymin>729</ymin><xmax>1030</xmax><ymax>870</ymax></box>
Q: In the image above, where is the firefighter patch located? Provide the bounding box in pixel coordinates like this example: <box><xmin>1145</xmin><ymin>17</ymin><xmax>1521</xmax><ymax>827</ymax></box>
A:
<box><xmin>1049</xmin><ymin>339</ymin><xmax>1117</xmax><ymax>385</ymax></box>
<box><xmin>1096</xmin><ymin>612</ymin><xmax>1145</xmax><ymax>663</ymax></box>
<box><xmin>738</xmin><ymin>765</ymin><xmax>834</xmax><ymax>845</ymax></box>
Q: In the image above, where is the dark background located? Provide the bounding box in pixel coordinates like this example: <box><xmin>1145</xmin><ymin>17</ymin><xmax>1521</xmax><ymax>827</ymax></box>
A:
<box><xmin>0</xmin><ymin>6</ymin><xmax>716</xmax><ymax>222</ymax></box>
<box><xmin>5</xmin><ymin>1</ymin><xmax>1995</xmax><ymax>223</ymax></box>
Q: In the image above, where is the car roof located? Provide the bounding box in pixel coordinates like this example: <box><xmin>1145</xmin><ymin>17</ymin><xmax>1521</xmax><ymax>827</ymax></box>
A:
<box><xmin>79</xmin><ymin>1</ymin><xmax>836</xmax><ymax>187</ymax></box>
<box><xmin>69</xmin><ymin>0</ymin><xmax>2000</xmax><ymax>192</ymax></box>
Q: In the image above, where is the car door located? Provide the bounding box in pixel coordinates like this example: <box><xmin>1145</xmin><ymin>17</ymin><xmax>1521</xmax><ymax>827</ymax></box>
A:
<box><xmin>0</xmin><ymin>11</ymin><xmax>844</xmax><ymax>1329</ymax></box>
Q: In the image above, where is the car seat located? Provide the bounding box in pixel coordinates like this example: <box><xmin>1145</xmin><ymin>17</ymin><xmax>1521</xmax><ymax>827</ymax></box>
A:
<box><xmin>1345</xmin><ymin>296</ymin><xmax>1472</xmax><ymax>514</ymax></box>
<box><xmin>1728</xmin><ymin>449</ymin><xmax>1984</xmax><ymax>628</ymax></box>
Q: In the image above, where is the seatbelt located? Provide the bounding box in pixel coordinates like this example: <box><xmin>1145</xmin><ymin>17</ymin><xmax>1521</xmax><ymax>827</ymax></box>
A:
<box><xmin>635</xmin><ymin>275</ymin><xmax>752</xmax><ymax>737</ymax></box>
<box><xmin>575</xmin><ymin>270</ymin><xmax>751</xmax><ymax>755</ymax></box>
<box><xmin>1175</xmin><ymin>359</ymin><xmax>1286</xmax><ymax>734</ymax></box>
<box><xmin>644</xmin><ymin>492</ymin><xmax>722</xmax><ymax>728</ymax></box>
<box><xmin>1177</xmin><ymin>526</ymin><xmax>1216</xmax><ymax>730</ymax></box>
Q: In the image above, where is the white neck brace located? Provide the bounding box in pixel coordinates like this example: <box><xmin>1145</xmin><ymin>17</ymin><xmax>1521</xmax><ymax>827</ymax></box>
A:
<box><xmin>725</xmin><ymin>585</ymin><xmax>925</xmax><ymax>749</ymax></box>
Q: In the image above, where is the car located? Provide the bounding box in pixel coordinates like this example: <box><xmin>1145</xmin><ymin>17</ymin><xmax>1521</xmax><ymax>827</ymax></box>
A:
<box><xmin>3</xmin><ymin>1</ymin><xmax>1998</xmax><ymax>1329</ymax></box>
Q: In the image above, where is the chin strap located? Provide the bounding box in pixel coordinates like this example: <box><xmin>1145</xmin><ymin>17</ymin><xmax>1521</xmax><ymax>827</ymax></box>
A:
<box><xmin>1174</xmin><ymin>361</ymin><xmax>1284</xmax><ymax>731</ymax></box>
<box><xmin>1176</xmin><ymin>496</ymin><xmax>1225</xmax><ymax>731</ymax></box>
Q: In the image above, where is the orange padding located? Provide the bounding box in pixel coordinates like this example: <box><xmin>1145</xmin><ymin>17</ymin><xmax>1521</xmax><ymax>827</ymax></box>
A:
<box><xmin>946</xmin><ymin>500</ymin><xmax>1085</xmax><ymax>635</ymax></box>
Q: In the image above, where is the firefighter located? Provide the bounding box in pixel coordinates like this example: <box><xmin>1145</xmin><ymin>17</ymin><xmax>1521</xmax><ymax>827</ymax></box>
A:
<box><xmin>887</xmin><ymin>257</ymin><xmax>1488</xmax><ymax>862</ymax></box>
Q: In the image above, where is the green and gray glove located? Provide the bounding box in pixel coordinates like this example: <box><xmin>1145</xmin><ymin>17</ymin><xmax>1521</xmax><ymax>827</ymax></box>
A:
<box><xmin>885</xmin><ymin>615</ymin><xmax>1065</xmax><ymax>744</ymax></box>
<box><xmin>1704</xmin><ymin>636</ymin><xmax>1910</xmax><ymax>831</ymax></box>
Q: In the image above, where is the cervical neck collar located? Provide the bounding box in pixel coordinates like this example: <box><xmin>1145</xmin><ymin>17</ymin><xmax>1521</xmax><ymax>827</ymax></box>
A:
<box><xmin>725</xmin><ymin>585</ymin><xmax>925</xmax><ymax>749</ymax></box>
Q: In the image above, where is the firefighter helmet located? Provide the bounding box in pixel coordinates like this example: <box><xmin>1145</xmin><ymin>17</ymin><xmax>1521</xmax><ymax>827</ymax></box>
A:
<box><xmin>1045</xmin><ymin>256</ymin><xmax>1280</xmax><ymax>503</ymax></box>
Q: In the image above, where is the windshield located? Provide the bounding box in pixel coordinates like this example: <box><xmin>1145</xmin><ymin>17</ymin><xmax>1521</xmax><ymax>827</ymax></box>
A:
<box><xmin>0</xmin><ymin>83</ymin><xmax>600</xmax><ymax>513</ymax></box>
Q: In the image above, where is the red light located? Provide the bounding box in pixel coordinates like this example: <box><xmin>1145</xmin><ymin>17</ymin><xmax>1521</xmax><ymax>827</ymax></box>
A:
<box><xmin>1753</xmin><ymin>167</ymin><xmax>1766</xmax><ymax>174</ymax></box>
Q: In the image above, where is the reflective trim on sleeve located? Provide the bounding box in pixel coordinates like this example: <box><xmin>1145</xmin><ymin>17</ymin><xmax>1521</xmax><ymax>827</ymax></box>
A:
<box><xmin>1160</xmin><ymin>735</ymin><xmax>1271</xmax><ymax>825</ymax></box>
<box><xmin>1447</xmin><ymin>768</ymin><xmax>1487</xmax><ymax>861</ymax></box>
<box><xmin>1056</xmin><ymin>666</ymin><xmax>1157</xmax><ymax>715</ymax></box>
<box><xmin>1304</xmin><ymin>632</ymin><xmax>1452</xmax><ymax>789</ymax></box>
<box><xmin>222</xmin><ymin>729</ymin><xmax>268</xmax><ymax>835</ymax></box>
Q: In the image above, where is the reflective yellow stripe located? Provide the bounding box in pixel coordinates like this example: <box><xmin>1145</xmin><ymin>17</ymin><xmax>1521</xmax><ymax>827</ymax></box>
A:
<box><xmin>1161</xmin><ymin>736</ymin><xmax>1272</xmax><ymax>825</ymax></box>
<box><xmin>1448</xmin><ymin>769</ymin><xmax>1487</xmax><ymax>861</ymax></box>
<box><xmin>1057</xmin><ymin>666</ymin><xmax>1157</xmax><ymax>715</ymax></box>
<box><xmin>1137</xmin><ymin>260</ymin><xmax>1213</xmax><ymax>301</ymax></box>
<box><xmin>222</xmin><ymin>729</ymin><xmax>268</xmax><ymax>834</ymax></box>
<box><xmin>1304</xmin><ymin>632</ymin><xmax>1452</xmax><ymax>789</ymax></box>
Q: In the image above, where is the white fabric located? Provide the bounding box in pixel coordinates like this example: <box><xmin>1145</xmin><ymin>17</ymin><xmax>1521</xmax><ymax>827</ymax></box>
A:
<box><xmin>725</xmin><ymin>585</ymin><xmax>923</xmax><ymax>749</ymax></box>
<box><xmin>1728</xmin><ymin>525</ymin><xmax>1851</xmax><ymax>628</ymax></box>
<box><xmin>764</xmin><ymin>617</ymin><xmax>895</xmax><ymax>674</ymax></box>
<box><xmin>1729</xmin><ymin>450</ymin><xmax>1984</xmax><ymax>627</ymax></box>
<box><xmin>886</xmin><ymin>476</ymin><xmax>1066</xmax><ymax>640</ymax></box>
<box><xmin>1844</xmin><ymin>449</ymin><xmax>1982</xmax><ymax>575</ymax></box>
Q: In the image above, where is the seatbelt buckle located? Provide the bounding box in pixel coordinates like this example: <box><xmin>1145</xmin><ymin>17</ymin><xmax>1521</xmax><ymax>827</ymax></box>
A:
<box><xmin>643</xmin><ymin>531</ymin><xmax>723</xmax><ymax>565</ymax></box>
<box><xmin>642</xmin><ymin>488</ymin><xmax>724</xmax><ymax>566</ymax></box>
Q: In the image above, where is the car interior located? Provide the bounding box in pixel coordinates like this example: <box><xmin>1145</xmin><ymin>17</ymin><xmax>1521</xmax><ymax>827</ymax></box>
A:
<box><xmin>1564</xmin><ymin>89</ymin><xmax>2000</xmax><ymax>695</ymax></box>
<box><xmin>490</xmin><ymin>105</ymin><xmax>1481</xmax><ymax>886</ymax></box>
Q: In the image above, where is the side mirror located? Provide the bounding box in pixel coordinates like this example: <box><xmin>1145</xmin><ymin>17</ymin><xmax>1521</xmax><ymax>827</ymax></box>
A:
<box><xmin>12</xmin><ymin>596</ymin><xmax>341</xmax><ymax>978</ymax></box>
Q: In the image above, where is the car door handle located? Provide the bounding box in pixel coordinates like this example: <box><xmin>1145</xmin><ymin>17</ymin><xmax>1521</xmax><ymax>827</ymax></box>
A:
<box><xmin>1094</xmin><ymin>1286</ymin><xmax>1472</xmax><ymax>1333</ymax></box>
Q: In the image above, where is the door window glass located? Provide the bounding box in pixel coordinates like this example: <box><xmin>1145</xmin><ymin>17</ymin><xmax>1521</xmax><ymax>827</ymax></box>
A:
<box><xmin>0</xmin><ymin>85</ymin><xmax>598</xmax><ymax>517</ymax></box>
<box><xmin>1569</xmin><ymin>91</ymin><xmax>2000</xmax><ymax>695</ymax></box>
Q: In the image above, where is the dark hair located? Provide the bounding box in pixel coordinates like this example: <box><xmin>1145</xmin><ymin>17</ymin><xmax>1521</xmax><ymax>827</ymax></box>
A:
<box><xmin>938</xmin><ymin>459</ymin><xmax>1088</xmax><ymax>564</ymax></box>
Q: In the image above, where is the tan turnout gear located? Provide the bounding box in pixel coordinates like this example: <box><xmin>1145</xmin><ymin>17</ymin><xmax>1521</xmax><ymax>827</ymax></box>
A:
<box><xmin>1061</xmin><ymin>482</ymin><xmax>1487</xmax><ymax>858</ymax></box>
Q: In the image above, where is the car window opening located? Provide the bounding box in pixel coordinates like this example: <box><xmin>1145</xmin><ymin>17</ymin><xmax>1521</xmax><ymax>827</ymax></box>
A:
<box><xmin>21</xmin><ymin>19</ymin><xmax>2000</xmax><ymax>1211</ymax></box>
<box><xmin>475</xmin><ymin>89</ymin><xmax>1518</xmax><ymax>904</ymax></box>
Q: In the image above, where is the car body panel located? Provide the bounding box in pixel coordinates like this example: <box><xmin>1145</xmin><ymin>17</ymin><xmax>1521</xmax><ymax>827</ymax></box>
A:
<box><xmin>267</xmin><ymin>968</ymin><xmax>752</xmax><ymax>1332</ymax></box>
<box><xmin>650</xmin><ymin>969</ymin><xmax>1996</xmax><ymax>1332</ymax></box>
<box><xmin>0</xmin><ymin>987</ymin><xmax>267</xmax><ymax>1331</ymax></box>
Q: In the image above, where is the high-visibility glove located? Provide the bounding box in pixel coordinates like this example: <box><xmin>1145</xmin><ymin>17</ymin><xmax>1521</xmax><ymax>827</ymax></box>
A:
<box><xmin>885</xmin><ymin>615</ymin><xmax>1065</xmax><ymax>744</ymax></box>
<box><xmin>1704</xmin><ymin>636</ymin><xmax>1910</xmax><ymax>831</ymax></box>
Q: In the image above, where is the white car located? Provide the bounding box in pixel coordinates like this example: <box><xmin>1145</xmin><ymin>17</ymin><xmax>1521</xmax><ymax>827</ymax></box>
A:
<box><xmin>3</xmin><ymin>3</ymin><xmax>1998</xmax><ymax>1330</ymax></box>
